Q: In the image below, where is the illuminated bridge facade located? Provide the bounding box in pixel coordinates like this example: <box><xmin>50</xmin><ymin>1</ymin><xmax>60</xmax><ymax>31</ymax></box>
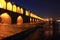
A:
<box><xmin>0</xmin><ymin>0</ymin><xmax>44</xmax><ymax>25</ymax></box>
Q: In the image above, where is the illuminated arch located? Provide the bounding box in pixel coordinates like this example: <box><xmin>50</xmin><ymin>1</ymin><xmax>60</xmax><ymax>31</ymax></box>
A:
<box><xmin>0</xmin><ymin>0</ymin><xmax>6</xmax><ymax>9</ymax></box>
<box><xmin>33</xmin><ymin>19</ymin><xmax>34</xmax><ymax>22</ymax></box>
<box><xmin>30</xmin><ymin>18</ymin><xmax>32</xmax><ymax>22</ymax></box>
<box><xmin>20</xmin><ymin>8</ymin><xmax>23</xmax><ymax>14</ymax></box>
<box><xmin>17</xmin><ymin>7</ymin><xmax>21</xmax><ymax>13</ymax></box>
<box><xmin>17</xmin><ymin>16</ymin><xmax>23</xmax><ymax>25</ymax></box>
<box><xmin>25</xmin><ymin>10</ymin><xmax>30</xmax><ymax>16</ymax></box>
<box><xmin>0</xmin><ymin>13</ymin><xmax>11</xmax><ymax>24</ymax></box>
<box><xmin>13</xmin><ymin>5</ymin><xmax>16</xmax><ymax>12</ymax></box>
<box><xmin>7</xmin><ymin>2</ymin><xmax>12</xmax><ymax>11</ymax></box>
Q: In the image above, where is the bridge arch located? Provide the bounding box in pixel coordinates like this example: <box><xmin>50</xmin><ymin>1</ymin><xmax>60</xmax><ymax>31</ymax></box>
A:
<box><xmin>17</xmin><ymin>16</ymin><xmax>23</xmax><ymax>25</ymax></box>
<box><xmin>0</xmin><ymin>13</ymin><xmax>11</xmax><ymax>24</ymax></box>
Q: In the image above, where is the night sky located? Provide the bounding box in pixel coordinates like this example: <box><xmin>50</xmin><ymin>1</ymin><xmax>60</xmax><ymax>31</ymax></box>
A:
<box><xmin>10</xmin><ymin>0</ymin><xmax>60</xmax><ymax>18</ymax></box>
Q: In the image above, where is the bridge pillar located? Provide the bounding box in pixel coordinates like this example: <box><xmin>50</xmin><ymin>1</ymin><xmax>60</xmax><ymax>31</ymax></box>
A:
<box><xmin>22</xmin><ymin>9</ymin><xmax>30</xmax><ymax>23</ymax></box>
<box><xmin>11</xmin><ymin>16</ymin><xmax>17</xmax><ymax>24</ymax></box>
<box><xmin>22</xmin><ymin>15</ymin><xmax>30</xmax><ymax>23</ymax></box>
<box><xmin>31</xmin><ymin>18</ymin><xmax>33</xmax><ymax>22</ymax></box>
<box><xmin>9</xmin><ymin>12</ymin><xmax>18</xmax><ymax>24</ymax></box>
<box><xmin>34</xmin><ymin>18</ymin><xmax>36</xmax><ymax>22</ymax></box>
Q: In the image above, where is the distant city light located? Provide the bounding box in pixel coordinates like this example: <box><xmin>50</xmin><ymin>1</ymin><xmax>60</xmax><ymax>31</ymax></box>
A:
<box><xmin>45</xmin><ymin>18</ymin><xmax>49</xmax><ymax>21</ymax></box>
<box><xmin>56</xmin><ymin>20</ymin><xmax>60</xmax><ymax>22</ymax></box>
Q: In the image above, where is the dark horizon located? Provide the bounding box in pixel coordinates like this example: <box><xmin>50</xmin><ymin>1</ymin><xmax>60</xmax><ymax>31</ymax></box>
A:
<box><xmin>10</xmin><ymin>0</ymin><xmax>60</xmax><ymax>18</ymax></box>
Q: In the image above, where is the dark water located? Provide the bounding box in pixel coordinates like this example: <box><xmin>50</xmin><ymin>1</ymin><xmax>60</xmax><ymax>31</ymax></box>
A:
<box><xmin>0</xmin><ymin>22</ymin><xmax>60</xmax><ymax>40</ymax></box>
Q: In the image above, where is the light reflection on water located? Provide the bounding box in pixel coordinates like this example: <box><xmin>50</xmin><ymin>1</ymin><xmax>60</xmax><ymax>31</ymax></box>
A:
<box><xmin>0</xmin><ymin>23</ymin><xmax>37</xmax><ymax>39</ymax></box>
<box><xmin>0</xmin><ymin>22</ymin><xmax>53</xmax><ymax>40</ymax></box>
<box><xmin>0</xmin><ymin>23</ymin><xmax>23</xmax><ymax>39</ymax></box>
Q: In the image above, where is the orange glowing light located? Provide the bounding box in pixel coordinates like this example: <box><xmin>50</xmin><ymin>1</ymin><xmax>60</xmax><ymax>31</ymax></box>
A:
<box><xmin>30</xmin><ymin>18</ymin><xmax>32</xmax><ymax>22</ymax></box>
<box><xmin>0</xmin><ymin>13</ymin><xmax>11</xmax><ymax>24</ymax></box>
<box><xmin>20</xmin><ymin>8</ymin><xmax>23</xmax><ymax>14</ymax></box>
<box><xmin>17</xmin><ymin>16</ymin><xmax>23</xmax><ymax>25</ymax></box>
<box><xmin>33</xmin><ymin>19</ymin><xmax>34</xmax><ymax>22</ymax></box>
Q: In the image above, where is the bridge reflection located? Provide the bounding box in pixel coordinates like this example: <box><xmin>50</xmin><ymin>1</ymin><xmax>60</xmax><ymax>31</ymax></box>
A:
<box><xmin>0</xmin><ymin>21</ymin><xmax>54</xmax><ymax>40</ymax></box>
<box><xmin>0</xmin><ymin>22</ymin><xmax>40</xmax><ymax>39</ymax></box>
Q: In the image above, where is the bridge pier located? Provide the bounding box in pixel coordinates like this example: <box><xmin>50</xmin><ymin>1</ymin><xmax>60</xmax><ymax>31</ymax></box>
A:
<box><xmin>22</xmin><ymin>15</ymin><xmax>30</xmax><ymax>23</ymax></box>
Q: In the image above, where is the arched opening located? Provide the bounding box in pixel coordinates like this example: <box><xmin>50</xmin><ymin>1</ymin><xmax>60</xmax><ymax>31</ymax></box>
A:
<box><xmin>17</xmin><ymin>16</ymin><xmax>23</xmax><ymax>25</ymax></box>
<box><xmin>0</xmin><ymin>13</ymin><xmax>11</xmax><ymax>24</ymax></box>
<box><xmin>7</xmin><ymin>2</ymin><xmax>12</xmax><ymax>11</ymax></box>
<box><xmin>20</xmin><ymin>8</ymin><xmax>23</xmax><ymax>14</ymax></box>
<box><xmin>13</xmin><ymin>4</ymin><xmax>16</xmax><ymax>12</ymax></box>
<box><xmin>30</xmin><ymin>18</ymin><xmax>32</xmax><ymax>22</ymax></box>
<box><xmin>0</xmin><ymin>0</ymin><xmax>6</xmax><ymax>9</ymax></box>
<box><xmin>17</xmin><ymin>6</ymin><xmax>21</xmax><ymax>13</ymax></box>
<box><xmin>25</xmin><ymin>10</ymin><xmax>30</xmax><ymax>16</ymax></box>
